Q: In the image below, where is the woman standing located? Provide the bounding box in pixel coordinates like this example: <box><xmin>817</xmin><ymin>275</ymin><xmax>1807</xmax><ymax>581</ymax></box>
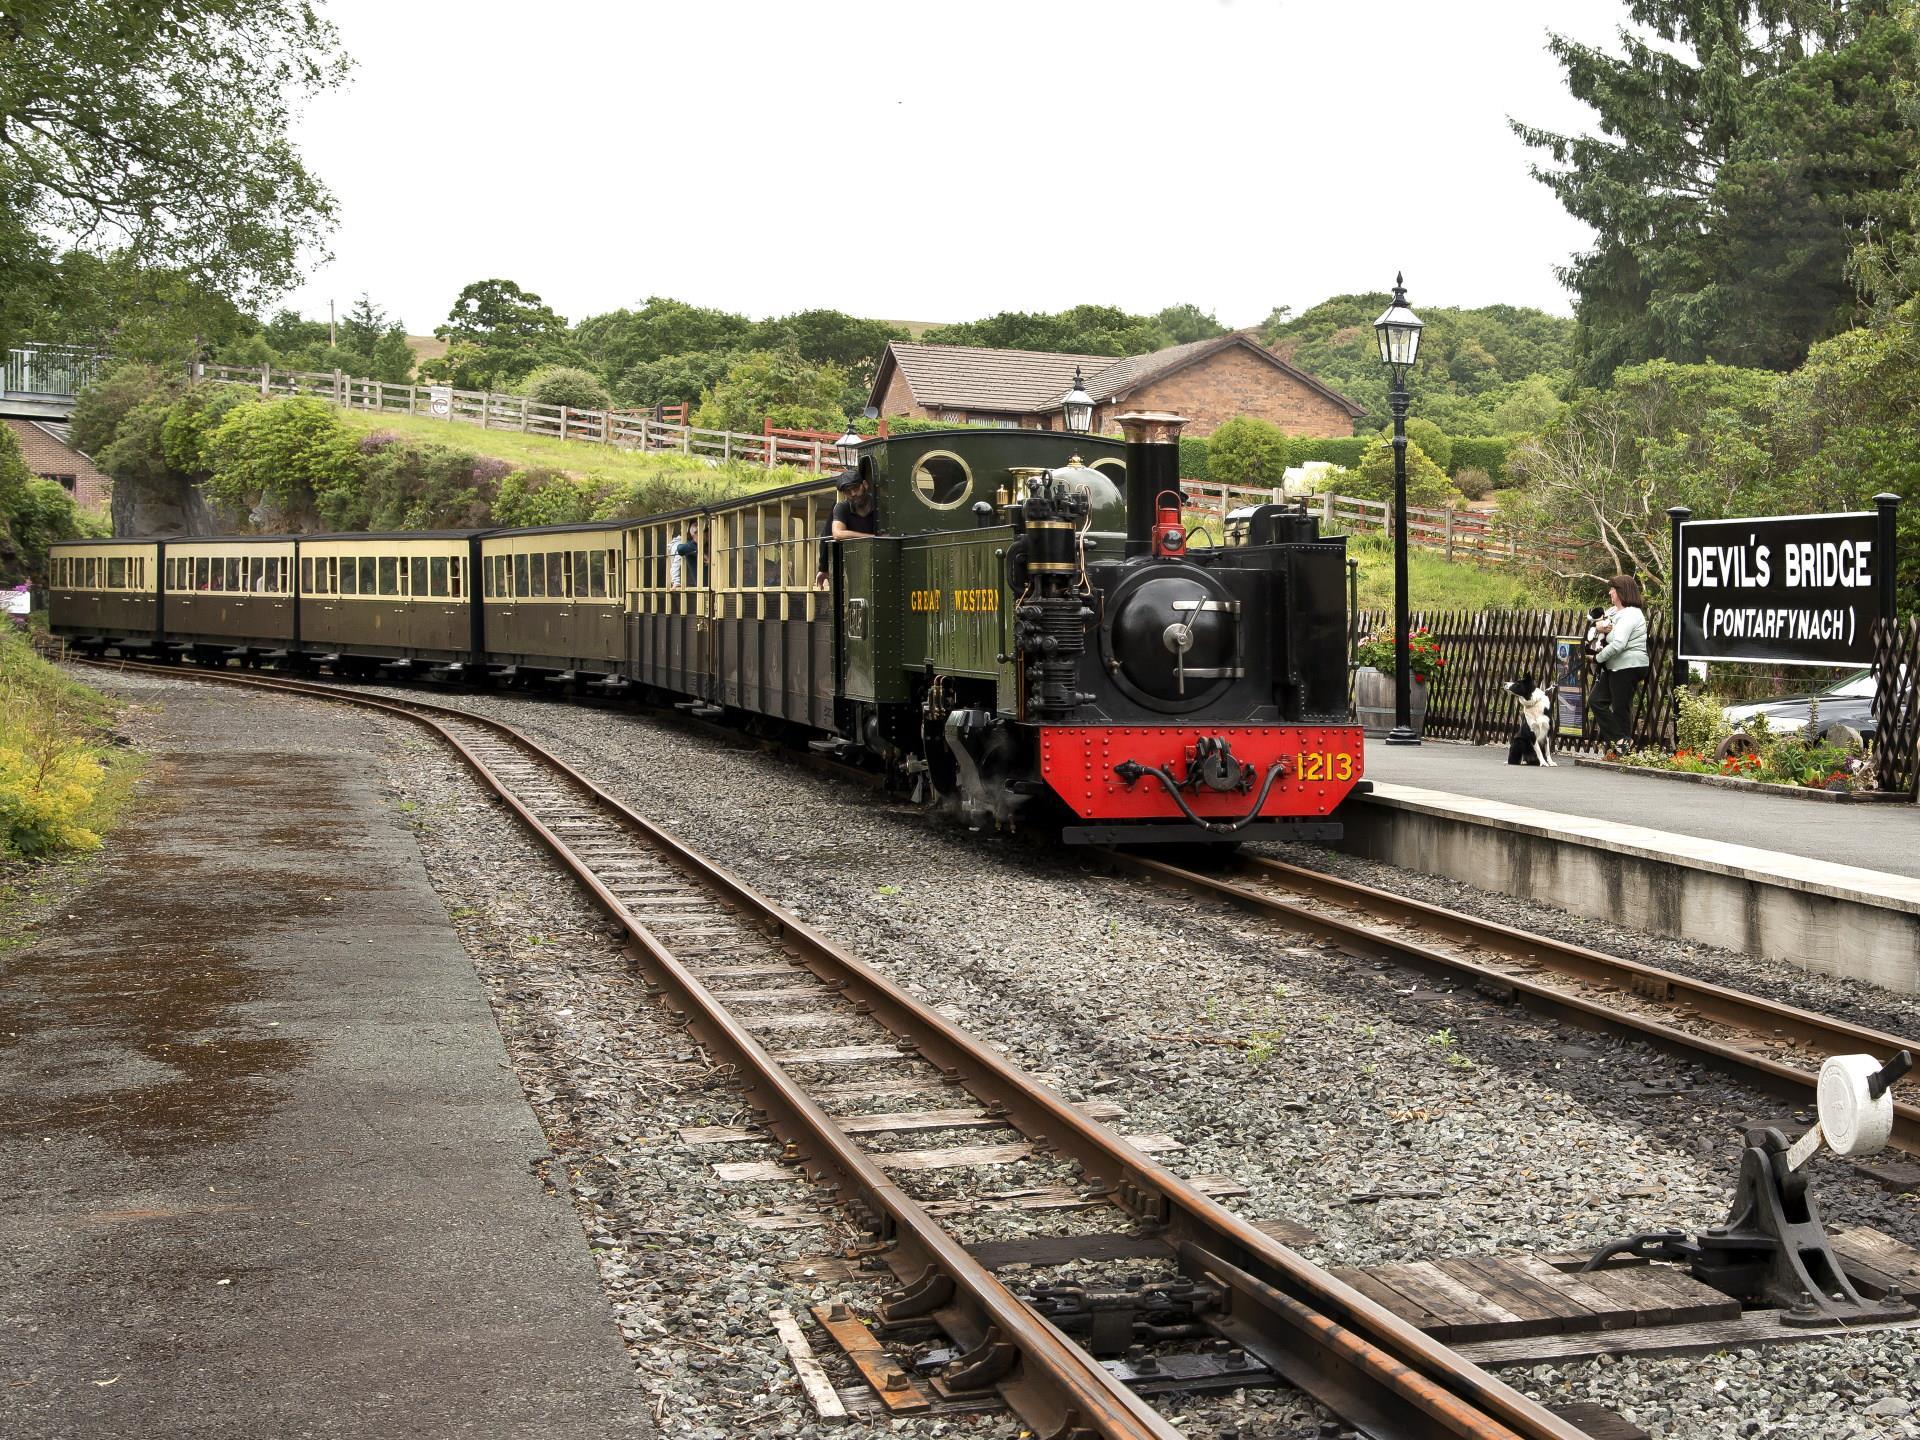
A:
<box><xmin>1592</xmin><ymin>574</ymin><xmax>1649</xmax><ymax>749</ymax></box>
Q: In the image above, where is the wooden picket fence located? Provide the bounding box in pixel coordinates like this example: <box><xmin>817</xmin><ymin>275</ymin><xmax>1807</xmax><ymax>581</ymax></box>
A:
<box><xmin>1872</xmin><ymin>618</ymin><xmax>1920</xmax><ymax>794</ymax></box>
<box><xmin>1351</xmin><ymin>607</ymin><xmax>1677</xmax><ymax>753</ymax></box>
<box><xmin>191</xmin><ymin>362</ymin><xmax>859</xmax><ymax>474</ymax></box>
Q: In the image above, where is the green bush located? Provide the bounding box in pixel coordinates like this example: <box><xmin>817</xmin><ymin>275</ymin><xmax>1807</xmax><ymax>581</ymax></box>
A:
<box><xmin>357</xmin><ymin>439</ymin><xmax>507</xmax><ymax>531</ymax></box>
<box><xmin>1344</xmin><ymin>439</ymin><xmax>1462</xmax><ymax>509</ymax></box>
<box><xmin>694</xmin><ymin>348</ymin><xmax>847</xmax><ymax>434</ymax></box>
<box><xmin>71</xmin><ymin>363</ymin><xmax>173</xmax><ymax>457</ymax></box>
<box><xmin>160</xmin><ymin>384</ymin><xmax>258</xmax><ymax>476</ymax></box>
<box><xmin>1452</xmin><ymin>466</ymin><xmax>1494</xmax><ymax>501</ymax></box>
<box><xmin>1287</xmin><ymin>436</ymin><xmax>1369</xmax><ymax>468</ymax></box>
<box><xmin>1206</xmin><ymin>416</ymin><xmax>1290</xmax><ymax>486</ymax></box>
<box><xmin>1674</xmin><ymin>686</ymin><xmax>1732</xmax><ymax>756</ymax></box>
<box><xmin>1178</xmin><ymin>434</ymin><xmax>1210</xmax><ymax>481</ymax></box>
<box><xmin>1</xmin><ymin>424</ymin><xmax>103</xmax><ymax>586</ymax></box>
<box><xmin>1450</xmin><ymin>435</ymin><xmax>1509</xmax><ymax>482</ymax></box>
<box><xmin>520</xmin><ymin>365</ymin><xmax>611</xmax><ymax>412</ymax></box>
<box><xmin>1379</xmin><ymin>417</ymin><xmax>1451</xmax><ymax>471</ymax></box>
<box><xmin>205</xmin><ymin>397</ymin><xmax>364</xmax><ymax>523</ymax></box>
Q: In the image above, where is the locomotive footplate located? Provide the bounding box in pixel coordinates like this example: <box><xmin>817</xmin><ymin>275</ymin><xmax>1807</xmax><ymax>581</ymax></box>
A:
<box><xmin>1039</xmin><ymin>724</ymin><xmax>1363</xmax><ymax>836</ymax></box>
<box><xmin>1063</xmin><ymin>821</ymin><xmax>1344</xmax><ymax>845</ymax></box>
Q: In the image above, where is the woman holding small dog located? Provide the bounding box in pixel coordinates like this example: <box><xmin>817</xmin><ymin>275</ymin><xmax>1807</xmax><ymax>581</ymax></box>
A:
<box><xmin>1591</xmin><ymin>574</ymin><xmax>1649</xmax><ymax>749</ymax></box>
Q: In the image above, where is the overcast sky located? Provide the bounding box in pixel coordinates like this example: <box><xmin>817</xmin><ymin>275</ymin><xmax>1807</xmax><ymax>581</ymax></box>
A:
<box><xmin>283</xmin><ymin>0</ymin><xmax>1628</xmax><ymax>334</ymax></box>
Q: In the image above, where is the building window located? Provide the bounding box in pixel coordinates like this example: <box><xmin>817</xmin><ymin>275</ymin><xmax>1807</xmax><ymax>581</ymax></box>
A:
<box><xmin>40</xmin><ymin>473</ymin><xmax>77</xmax><ymax>492</ymax></box>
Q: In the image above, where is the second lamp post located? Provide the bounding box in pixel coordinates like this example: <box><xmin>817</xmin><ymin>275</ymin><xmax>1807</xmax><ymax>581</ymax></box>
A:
<box><xmin>1372</xmin><ymin>273</ymin><xmax>1424</xmax><ymax>746</ymax></box>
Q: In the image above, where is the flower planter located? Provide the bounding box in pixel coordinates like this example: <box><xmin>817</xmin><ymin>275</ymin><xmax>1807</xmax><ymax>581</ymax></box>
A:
<box><xmin>1569</xmin><ymin>755</ymin><xmax>1902</xmax><ymax>803</ymax></box>
<box><xmin>1353</xmin><ymin>665</ymin><xmax>1428</xmax><ymax>738</ymax></box>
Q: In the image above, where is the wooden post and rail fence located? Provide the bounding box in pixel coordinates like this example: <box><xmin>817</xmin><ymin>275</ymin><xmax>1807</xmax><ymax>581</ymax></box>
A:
<box><xmin>192</xmin><ymin>361</ymin><xmax>1583</xmax><ymax>570</ymax></box>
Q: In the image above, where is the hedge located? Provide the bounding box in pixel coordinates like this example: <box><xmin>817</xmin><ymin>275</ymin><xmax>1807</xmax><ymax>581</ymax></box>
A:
<box><xmin>1449</xmin><ymin>435</ymin><xmax>1508</xmax><ymax>484</ymax></box>
<box><xmin>1287</xmin><ymin>437</ymin><xmax>1369</xmax><ymax>468</ymax></box>
<box><xmin>1178</xmin><ymin>434</ymin><xmax>1210</xmax><ymax>481</ymax></box>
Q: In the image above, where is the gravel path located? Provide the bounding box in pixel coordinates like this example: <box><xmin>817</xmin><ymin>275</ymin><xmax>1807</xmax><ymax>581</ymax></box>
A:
<box><xmin>84</xmin><ymin>669</ymin><xmax>1920</xmax><ymax>1439</ymax></box>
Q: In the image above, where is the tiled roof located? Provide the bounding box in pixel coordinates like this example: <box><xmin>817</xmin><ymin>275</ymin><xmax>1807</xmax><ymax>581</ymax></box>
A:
<box><xmin>875</xmin><ymin>334</ymin><xmax>1366</xmax><ymax>418</ymax></box>
<box><xmin>1081</xmin><ymin>336</ymin><xmax>1226</xmax><ymax>403</ymax></box>
<box><xmin>881</xmin><ymin>342</ymin><xmax>1118</xmax><ymax>412</ymax></box>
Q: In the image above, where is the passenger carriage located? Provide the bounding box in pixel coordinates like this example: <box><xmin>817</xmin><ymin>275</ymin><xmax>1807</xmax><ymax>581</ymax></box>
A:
<box><xmin>298</xmin><ymin>532</ymin><xmax>481</xmax><ymax>672</ymax></box>
<box><xmin>162</xmin><ymin>536</ymin><xmax>298</xmax><ymax>661</ymax></box>
<box><xmin>477</xmin><ymin>522</ymin><xmax>625</xmax><ymax>681</ymax></box>
<box><xmin>46</xmin><ymin>540</ymin><xmax>163</xmax><ymax>653</ymax></box>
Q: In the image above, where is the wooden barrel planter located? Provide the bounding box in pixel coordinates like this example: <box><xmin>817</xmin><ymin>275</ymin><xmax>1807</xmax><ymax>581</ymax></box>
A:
<box><xmin>1354</xmin><ymin>665</ymin><xmax>1429</xmax><ymax>738</ymax></box>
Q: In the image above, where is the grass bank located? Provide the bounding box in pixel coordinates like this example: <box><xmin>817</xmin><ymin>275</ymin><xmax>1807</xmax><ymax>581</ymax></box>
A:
<box><xmin>1347</xmin><ymin>532</ymin><xmax>1578</xmax><ymax>613</ymax></box>
<box><xmin>0</xmin><ymin>626</ymin><xmax>143</xmax><ymax>869</ymax></box>
<box><xmin>333</xmin><ymin>408</ymin><xmax>796</xmax><ymax>494</ymax></box>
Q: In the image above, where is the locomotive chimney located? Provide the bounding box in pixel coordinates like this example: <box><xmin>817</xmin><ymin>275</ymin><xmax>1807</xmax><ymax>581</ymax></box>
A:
<box><xmin>1115</xmin><ymin>411</ymin><xmax>1187</xmax><ymax>558</ymax></box>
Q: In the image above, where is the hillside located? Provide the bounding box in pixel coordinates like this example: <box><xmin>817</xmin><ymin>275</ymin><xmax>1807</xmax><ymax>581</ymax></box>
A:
<box><xmin>1264</xmin><ymin>294</ymin><xmax>1575</xmax><ymax>435</ymax></box>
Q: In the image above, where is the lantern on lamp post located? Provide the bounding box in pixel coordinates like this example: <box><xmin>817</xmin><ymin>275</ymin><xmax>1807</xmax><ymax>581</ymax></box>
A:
<box><xmin>1372</xmin><ymin>273</ymin><xmax>1425</xmax><ymax>746</ymax></box>
<box><xmin>1061</xmin><ymin>365</ymin><xmax>1093</xmax><ymax>434</ymax></box>
<box><xmin>834</xmin><ymin>421</ymin><xmax>862</xmax><ymax>470</ymax></box>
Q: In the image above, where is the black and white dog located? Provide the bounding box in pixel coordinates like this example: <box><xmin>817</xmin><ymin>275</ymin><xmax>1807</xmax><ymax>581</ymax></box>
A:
<box><xmin>1505</xmin><ymin>674</ymin><xmax>1556</xmax><ymax>766</ymax></box>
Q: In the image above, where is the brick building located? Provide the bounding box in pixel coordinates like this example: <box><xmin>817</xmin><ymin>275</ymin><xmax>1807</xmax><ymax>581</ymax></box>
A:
<box><xmin>5</xmin><ymin>419</ymin><xmax>110</xmax><ymax>510</ymax></box>
<box><xmin>867</xmin><ymin>333</ymin><xmax>1365</xmax><ymax>438</ymax></box>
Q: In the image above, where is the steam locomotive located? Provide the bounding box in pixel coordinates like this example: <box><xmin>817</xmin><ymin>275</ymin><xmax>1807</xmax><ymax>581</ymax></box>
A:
<box><xmin>49</xmin><ymin>413</ymin><xmax>1363</xmax><ymax>843</ymax></box>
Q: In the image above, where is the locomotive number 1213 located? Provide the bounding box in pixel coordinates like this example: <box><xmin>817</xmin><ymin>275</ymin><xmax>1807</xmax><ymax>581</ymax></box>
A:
<box><xmin>1297</xmin><ymin>752</ymin><xmax>1356</xmax><ymax>782</ymax></box>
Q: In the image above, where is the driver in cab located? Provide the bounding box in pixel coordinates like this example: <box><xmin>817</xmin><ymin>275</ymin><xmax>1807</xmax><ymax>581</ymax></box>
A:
<box><xmin>815</xmin><ymin>469</ymin><xmax>879</xmax><ymax>588</ymax></box>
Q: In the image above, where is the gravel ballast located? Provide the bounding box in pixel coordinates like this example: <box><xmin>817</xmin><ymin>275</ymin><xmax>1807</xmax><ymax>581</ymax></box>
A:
<box><xmin>84</xmin><ymin>668</ymin><xmax>1920</xmax><ymax>1438</ymax></box>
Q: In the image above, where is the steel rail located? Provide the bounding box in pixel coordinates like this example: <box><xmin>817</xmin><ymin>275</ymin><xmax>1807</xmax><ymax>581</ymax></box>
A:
<box><xmin>1115</xmin><ymin>851</ymin><xmax>1920</xmax><ymax>1155</ymax></box>
<box><xmin>80</xmin><ymin>659</ymin><xmax>1586</xmax><ymax>1440</ymax></box>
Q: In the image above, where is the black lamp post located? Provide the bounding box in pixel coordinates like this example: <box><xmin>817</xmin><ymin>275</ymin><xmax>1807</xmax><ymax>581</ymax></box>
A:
<box><xmin>1372</xmin><ymin>273</ymin><xmax>1424</xmax><ymax>746</ymax></box>
<box><xmin>1061</xmin><ymin>365</ymin><xmax>1093</xmax><ymax>434</ymax></box>
<box><xmin>834</xmin><ymin>421</ymin><xmax>862</xmax><ymax>470</ymax></box>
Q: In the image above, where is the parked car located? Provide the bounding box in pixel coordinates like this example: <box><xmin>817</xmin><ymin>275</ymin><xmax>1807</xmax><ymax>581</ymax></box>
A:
<box><xmin>1723</xmin><ymin>669</ymin><xmax>1877</xmax><ymax>744</ymax></box>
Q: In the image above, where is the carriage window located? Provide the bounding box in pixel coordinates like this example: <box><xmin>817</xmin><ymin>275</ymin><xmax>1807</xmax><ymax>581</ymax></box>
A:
<box><xmin>450</xmin><ymin>557</ymin><xmax>464</xmax><ymax>598</ymax></box>
<box><xmin>108</xmin><ymin>557</ymin><xmax>126</xmax><ymax>588</ymax></box>
<box><xmin>377</xmin><ymin>557</ymin><xmax>398</xmax><ymax>595</ymax></box>
<box><xmin>338</xmin><ymin>558</ymin><xmax>357</xmax><ymax>595</ymax></box>
<box><xmin>512</xmin><ymin>553</ymin><xmax>528</xmax><ymax>596</ymax></box>
<box><xmin>573</xmin><ymin>550</ymin><xmax>590</xmax><ymax>598</ymax></box>
<box><xmin>429</xmin><ymin>557</ymin><xmax>449</xmax><ymax>597</ymax></box>
<box><xmin>530</xmin><ymin>553</ymin><xmax>548</xmax><ymax>598</ymax></box>
<box><xmin>556</xmin><ymin>550</ymin><xmax>573</xmax><ymax>597</ymax></box>
<box><xmin>301</xmin><ymin>558</ymin><xmax>313</xmax><ymax>593</ymax></box>
<box><xmin>409</xmin><ymin>556</ymin><xmax>427</xmax><ymax>596</ymax></box>
<box><xmin>269</xmin><ymin>558</ymin><xmax>286</xmax><ymax>592</ymax></box>
<box><xmin>190</xmin><ymin>556</ymin><xmax>207</xmax><ymax>590</ymax></box>
<box><xmin>246</xmin><ymin>556</ymin><xmax>263</xmax><ymax>592</ymax></box>
<box><xmin>352</xmin><ymin>557</ymin><xmax>371</xmax><ymax>593</ymax></box>
<box><xmin>136</xmin><ymin>558</ymin><xmax>146</xmax><ymax>589</ymax></box>
<box><xmin>590</xmin><ymin>550</ymin><xmax>608</xmax><ymax>598</ymax></box>
<box><xmin>227</xmin><ymin>558</ymin><xmax>245</xmax><ymax>591</ymax></box>
<box><xmin>87</xmin><ymin>557</ymin><xmax>99</xmax><ymax>587</ymax></box>
<box><xmin>209</xmin><ymin>558</ymin><xmax>227</xmax><ymax>592</ymax></box>
<box><xmin>760</xmin><ymin>506</ymin><xmax>781</xmax><ymax>587</ymax></box>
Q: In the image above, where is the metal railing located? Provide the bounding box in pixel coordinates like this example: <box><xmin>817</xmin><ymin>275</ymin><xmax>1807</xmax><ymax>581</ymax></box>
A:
<box><xmin>5</xmin><ymin>344</ymin><xmax>104</xmax><ymax>399</ymax></box>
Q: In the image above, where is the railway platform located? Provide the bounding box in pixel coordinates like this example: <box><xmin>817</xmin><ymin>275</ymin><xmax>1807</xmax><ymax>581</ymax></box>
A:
<box><xmin>1346</xmin><ymin>740</ymin><xmax>1920</xmax><ymax>995</ymax></box>
<box><xmin>0</xmin><ymin>680</ymin><xmax>650</xmax><ymax>1439</ymax></box>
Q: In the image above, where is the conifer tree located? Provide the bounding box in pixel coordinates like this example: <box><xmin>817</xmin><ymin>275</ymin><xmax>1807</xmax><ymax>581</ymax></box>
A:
<box><xmin>1513</xmin><ymin>1</ymin><xmax>1920</xmax><ymax>382</ymax></box>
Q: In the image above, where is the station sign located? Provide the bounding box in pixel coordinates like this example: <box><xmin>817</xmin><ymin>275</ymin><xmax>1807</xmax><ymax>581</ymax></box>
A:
<box><xmin>1676</xmin><ymin>511</ymin><xmax>1881</xmax><ymax>666</ymax></box>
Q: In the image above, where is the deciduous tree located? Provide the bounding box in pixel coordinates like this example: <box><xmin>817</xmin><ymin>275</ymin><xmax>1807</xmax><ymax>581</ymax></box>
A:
<box><xmin>0</xmin><ymin>0</ymin><xmax>348</xmax><ymax>319</ymax></box>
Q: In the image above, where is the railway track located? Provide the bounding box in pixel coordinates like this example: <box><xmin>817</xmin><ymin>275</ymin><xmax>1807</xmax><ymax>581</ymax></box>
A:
<box><xmin>79</xmin><ymin>656</ymin><xmax>1587</xmax><ymax>1440</ymax></box>
<box><xmin>1121</xmin><ymin>851</ymin><xmax>1920</xmax><ymax>1156</ymax></box>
